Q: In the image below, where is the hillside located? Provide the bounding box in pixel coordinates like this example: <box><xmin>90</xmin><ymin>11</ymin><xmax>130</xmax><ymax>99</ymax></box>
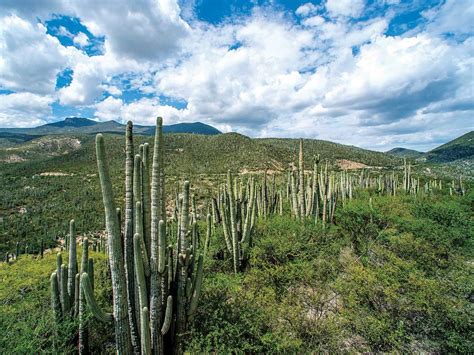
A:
<box><xmin>0</xmin><ymin>132</ymin><xmax>401</xmax><ymax>173</ymax></box>
<box><xmin>386</xmin><ymin>147</ymin><xmax>424</xmax><ymax>159</ymax></box>
<box><xmin>425</xmin><ymin>131</ymin><xmax>474</xmax><ymax>163</ymax></box>
<box><xmin>0</xmin><ymin>117</ymin><xmax>222</xmax><ymax>137</ymax></box>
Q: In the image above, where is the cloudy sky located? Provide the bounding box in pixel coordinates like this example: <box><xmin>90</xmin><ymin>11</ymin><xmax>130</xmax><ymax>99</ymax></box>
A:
<box><xmin>0</xmin><ymin>0</ymin><xmax>472</xmax><ymax>151</ymax></box>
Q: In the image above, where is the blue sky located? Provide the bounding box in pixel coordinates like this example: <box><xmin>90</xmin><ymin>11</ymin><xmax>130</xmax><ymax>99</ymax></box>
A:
<box><xmin>0</xmin><ymin>0</ymin><xmax>472</xmax><ymax>151</ymax></box>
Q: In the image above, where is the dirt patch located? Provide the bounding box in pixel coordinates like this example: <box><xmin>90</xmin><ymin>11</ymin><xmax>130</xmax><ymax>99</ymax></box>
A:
<box><xmin>1</xmin><ymin>154</ymin><xmax>26</xmax><ymax>163</ymax></box>
<box><xmin>38</xmin><ymin>172</ymin><xmax>73</xmax><ymax>177</ymax></box>
<box><xmin>336</xmin><ymin>159</ymin><xmax>368</xmax><ymax>170</ymax></box>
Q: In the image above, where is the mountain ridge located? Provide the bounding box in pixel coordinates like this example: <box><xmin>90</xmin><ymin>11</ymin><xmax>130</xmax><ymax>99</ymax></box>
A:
<box><xmin>0</xmin><ymin>117</ymin><xmax>222</xmax><ymax>136</ymax></box>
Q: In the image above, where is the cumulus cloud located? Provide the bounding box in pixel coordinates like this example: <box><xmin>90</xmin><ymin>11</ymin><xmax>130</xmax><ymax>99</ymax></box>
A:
<box><xmin>0</xmin><ymin>92</ymin><xmax>53</xmax><ymax>127</ymax></box>
<box><xmin>67</xmin><ymin>0</ymin><xmax>190</xmax><ymax>61</ymax></box>
<box><xmin>0</xmin><ymin>0</ymin><xmax>472</xmax><ymax>150</ymax></box>
<box><xmin>325</xmin><ymin>0</ymin><xmax>365</xmax><ymax>18</ymax></box>
<box><xmin>295</xmin><ymin>3</ymin><xmax>318</xmax><ymax>17</ymax></box>
<box><xmin>0</xmin><ymin>15</ymin><xmax>72</xmax><ymax>94</ymax></box>
<box><xmin>94</xmin><ymin>96</ymin><xmax>187</xmax><ymax>125</ymax></box>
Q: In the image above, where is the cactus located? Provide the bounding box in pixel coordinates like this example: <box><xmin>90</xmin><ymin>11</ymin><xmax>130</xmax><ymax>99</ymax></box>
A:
<box><xmin>67</xmin><ymin>219</ymin><xmax>77</xmax><ymax>311</ymax></box>
<box><xmin>48</xmin><ymin>118</ymin><xmax>206</xmax><ymax>354</ymax></box>
<box><xmin>95</xmin><ymin>133</ymin><xmax>133</xmax><ymax>353</ymax></box>
<box><xmin>298</xmin><ymin>139</ymin><xmax>306</xmax><ymax>218</ymax></box>
<box><xmin>79</xmin><ymin>238</ymin><xmax>89</xmax><ymax>354</ymax></box>
<box><xmin>63</xmin><ymin>119</ymin><xmax>206</xmax><ymax>355</ymax></box>
<box><xmin>124</xmin><ymin>122</ymin><xmax>141</xmax><ymax>354</ymax></box>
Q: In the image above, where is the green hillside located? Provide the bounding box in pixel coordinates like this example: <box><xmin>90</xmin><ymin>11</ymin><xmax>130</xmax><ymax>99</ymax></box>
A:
<box><xmin>426</xmin><ymin>131</ymin><xmax>474</xmax><ymax>162</ymax></box>
<box><xmin>0</xmin><ymin>132</ymin><xmax>401</xmax><ymax>173</ymax></box>
<box><xmin>386</xmin><ymin>147</ymin><xmax>425</xmax><ymax>159</ymax></box>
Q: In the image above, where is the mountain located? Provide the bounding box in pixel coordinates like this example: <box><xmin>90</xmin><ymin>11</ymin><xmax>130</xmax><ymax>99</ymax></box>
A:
<box><xmin>425</xmin><ymin>131</ymin><xmax>474</xmax><ymax>163</ymax></box>
<box><xmin>163</xmin><ymin>122</ymin><xmax>221</xmax><ymax>135</ymax></box>
<box><xmin>0</xmin><ymin>117</ymin><xmax>222</xmax><ymax>136</ymax></box>
<box><xmin>386</xmin><ymin>147</ymin><xmax>424</xmax><ymax>159</ymax></box>
<box><xmin>44</xmin><ymin>117</ymin><xmax>97</xmax><ymax>128</ymax></box>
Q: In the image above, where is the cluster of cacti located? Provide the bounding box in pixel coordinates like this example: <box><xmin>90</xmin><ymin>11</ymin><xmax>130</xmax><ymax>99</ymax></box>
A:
<box><xmin>216</xmin><ymin>170</ymin><xmax>257</xmax><ymax>273</ymax></box>
<box><xmin>61</xmin><ymin>118</ymin><xmax>208</xmax><ymax>354</ymax></box>
<box><xmin>450</xmin><ymin>176</ymin><xmax>465</xmax><ymax>196</ymax></box>
<box><xmin>50</xmin><ymin>219</ymin><xmax>95</xmax><ymax>352</ymax></box>
<box><xmin>287</xmin><ymin>139</ymin><xmax>342</xmax><ymax>225</ymax></box>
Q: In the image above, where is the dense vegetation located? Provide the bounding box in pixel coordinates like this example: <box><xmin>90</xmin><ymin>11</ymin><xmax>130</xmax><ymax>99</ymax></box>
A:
<box><xmin>1</xmin><ymin>191</ymin><xmax>472</xmax><ymax>353</ymax></box>
<box><xmin>0</xmin><ymin>124</ymin><xmax>472</xmax><ymax>353</ymax></box>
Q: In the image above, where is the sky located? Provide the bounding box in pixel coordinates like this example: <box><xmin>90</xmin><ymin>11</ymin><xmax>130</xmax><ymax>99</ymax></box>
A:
<box><xmin>0</xmin><ymin>0</ymin><xmax>473</xmax><ymax>151</ymax></box>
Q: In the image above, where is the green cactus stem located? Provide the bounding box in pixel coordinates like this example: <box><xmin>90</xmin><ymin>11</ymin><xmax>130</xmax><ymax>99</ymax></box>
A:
<box><xmin>96</xmin><ymin>133</ymin><xmax>132</xmax><ymax>353</ymax></box>
<box><xmin>67</xmin><ymin>219</ymin><xmax>77</xmax><ymax>307</ymax></box>
<box><xmin>81</xmin><ymin>272</ymin><xmax>113</xmax><ymax>322</ymax></box>
<box><xmin>50</xmin><ymin>272</ymin><xmax>62</xmax><ymax>323</ymax></box>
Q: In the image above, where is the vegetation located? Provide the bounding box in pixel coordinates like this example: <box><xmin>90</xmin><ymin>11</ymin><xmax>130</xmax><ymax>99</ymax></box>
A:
<box><xmin>0</xmin><ymin>119</ymin><xmax>472</xmax><ymax>353</ymax></box>
<box><xmin>426</xmin><ymin>131</ymin><xmax>474</xmax><ymax>163</ymax></box>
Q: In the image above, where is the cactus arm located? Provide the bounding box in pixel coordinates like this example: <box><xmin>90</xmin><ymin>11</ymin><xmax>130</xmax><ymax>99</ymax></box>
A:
<box><xmin>135</xmin><ymin>201</ymin><xmax>150</xmax><ymax>277</ymax></box>
<box><xmin>158</xmin><ymin>220</ymin><xmax>166</xmax><ymax>274</ymax></box>
<box><xmin>141</xmin><ymin>307</ymin><xmax>152</xmax><ymax>355</ymax></box>
<box><xmin>204</xmin><ymin>214</ymin><xmax>211</xmax><ymax>257</ymax></box>
<box><xmin>187</xmin><ymin>254</ymin><xmax>204</xmax><ymax>321</ymax></box>
<box><xmin>81</xmin><ymin>272</ymin><xmax>113</xmax><ymax>322</ymax></box>
<box><xmin>133</xmin><ymin>233</ymin><xmax>148</xmax><ymax>322</ymax></box>
<box><xmin>74</xmin><ymin>273</ymin><xmax>80</xmax><ymax>317</ymax></box>
<box><xmin>160</xmin><ymin>295</ymin><xmax>173</xmax><ymax>335</ymax></box>
<box><xmin>56</xmin><ymin>252</ymin><xmax>62</xmax><ymax>285</ymax></box>
<box><xmin>50</xmin><ymin>272</ymin><xmax>62</xmax><ymax>322</ymax></box>
<box><xmin>60</xmin><ymin>264</ymin><xmax>70</xmax><ymax>315</ymax></box>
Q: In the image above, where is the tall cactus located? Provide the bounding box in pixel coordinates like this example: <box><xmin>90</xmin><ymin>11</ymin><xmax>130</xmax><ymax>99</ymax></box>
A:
<box><xmin>67</xmin><ymin>219</ymin><xmax>77</xmax><ymax>309</ymax></box>
<box><xmin>96</xmin><ymin>133</ymin><xmax>133</xmax><ymax>353</ymax></box>
<box><xmin>298</xmin><ymin>139</ymin><xmax>306</xmax><ymax>218</ymax></box>
<box><xmin>124</xmin><ymin>122</ymin><xmax>141</xmax><ymax>354</ymax></box>
<box><xmin>74</xmin><ymin>119</ymin><xmax>205</xmax><ymax>355</ymax></box>
<box><xmin>150</xmin><ymin>117</ymin><xmax>166</xmax><ymax>354</ymax></box>
<box><xmin>79</xmin><ymin>238</ymin><xmax>89</xmax><ymax>354</ymax></box>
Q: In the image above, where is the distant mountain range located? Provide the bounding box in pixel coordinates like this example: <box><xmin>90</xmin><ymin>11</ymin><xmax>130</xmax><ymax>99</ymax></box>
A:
<box><xmin>385</xmin><ymin>131</ymin><xmax>474</xmax><ymax>163</ymax></box>
<box><xmin>0</xmin><ymin>118</ymin><xmax>472</xmax><ymax>169</ymax></box>
<box><xmin>0</xmin><ymin>117</ymin><xmax>222</xmax><ymax>136</ymax></box>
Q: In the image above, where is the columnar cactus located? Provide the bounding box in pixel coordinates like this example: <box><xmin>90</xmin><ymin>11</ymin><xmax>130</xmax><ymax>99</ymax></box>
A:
<box><xmin>96</xmin><ymin>133</ymin><xmax>133</xmax><ymax>353</ymax></box>
<box><xmin>298</xmin><ymin>139</ymin><xmax>306</xmax><ymax>218</ymax></box>
<box><xmin>67</xmin><ymin>219</ymin><xmax>77</xmax><ymax>307</ymax></box>
<box><xmin>124</xmin><ymin>121</ymin><xmax>141</xmax><ymax>354</ymax></box>
<box><xmin>79</xmin><ymin>238</ymin><xmax>89</xmax><ymax>354</ymax></box>
<box><xmin>75</xmin><ymin>118</ymin><xmax>206</xmax><ymax>355</ymax></box>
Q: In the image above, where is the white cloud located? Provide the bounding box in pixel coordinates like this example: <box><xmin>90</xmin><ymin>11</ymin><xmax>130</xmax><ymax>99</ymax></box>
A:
<box><xmin>326</xmin><ymin>0</ymin><xmax>365</xmax><ymax>18</ymax></box>
<box><xmin>424</xmin><ymin>0</ymin><xmax>474</xmax><ymax>36</ymax></box>
<box><xmin>0</xmin><ymin>0</ymin><xmax>472</xmax><ymax>151</ymax></box>
<box><xmin>0</xmin><ymin>92</ymin><xmax>53</xmax><ymax>127</ymax></box>
<box><xmin>68</xmin><ymin>0</ymin><xmax>190</xmax><ymax>61</ymax></box>
<box><xmin>295</xmin><ymin>3</ymin><xmax>318</xmax><ymax>17</ymax></box>
<box><xmin>73</xmin><ymin>32</ymin><xmax>89</xmax><ymax>46</ymax></box>
<box><xmin>94</xmin><ymin>96</ymin><xmax>187</xmax><ymax>125</ymax></box>
<box><xmin>0</xmin><ymin>15</ymin><xmax>72</xmax><ymax>94</ymax></box>
<box><xmin>58</xmin><ymin>51</ymin><xmax>141</xmax><ymax>106</ymax></box>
